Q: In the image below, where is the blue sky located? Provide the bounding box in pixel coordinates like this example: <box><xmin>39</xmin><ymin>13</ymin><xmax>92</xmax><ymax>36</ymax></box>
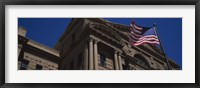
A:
<box><xmin>18</xmin><ymin>18</ymin><xmax>182</xmax><ymax>69</ymax></box>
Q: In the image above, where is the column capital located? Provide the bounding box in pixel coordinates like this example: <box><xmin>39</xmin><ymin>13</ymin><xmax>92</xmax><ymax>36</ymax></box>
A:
<box><xmin>94</xmin><ymin>39</ymin><xmax>99</xmax><ymax>44</ymax></box>
<box><xmin>89</xmin><ymin>38</ymin><xmax>94</xmax><ymax>42</ymax></box>
<box><xmin>114</xmin><ymin>50</ymin><xmax>118</xmax><ymax>54</ymax></box>
<box><xmin>118</xmin><ymin>52</ymin><xmax>122</xmax><ymax>56</ymax></box>
<box><xmin>114</xmin><ymin>51</ymin><xmax>119</xmax><ymax>70</ymax></box>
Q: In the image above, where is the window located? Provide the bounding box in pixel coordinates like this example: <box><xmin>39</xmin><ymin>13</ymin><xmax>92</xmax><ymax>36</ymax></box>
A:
<box><xmin>20</xmin><ymin>63</ymin><xmax>27</xmax><ymax>70</ymax></box>
<box><xmin>36</xmin><ymin>64</ymin><xmax>43</xmax><ymax>70</ymax></box>
<box><xmin>100</xmin><ymin>53</ymin><xmax>106</xmax><ymax>67</ymax></box>
<box><xmin>134</xmin><ymin>54</ymin><xmax>150</xmax><ymax>69</ymax></box>
<box><xmin>20</xmin><ymin>59</ymin><xmax>29</xmax><ymax>70</ymax></box>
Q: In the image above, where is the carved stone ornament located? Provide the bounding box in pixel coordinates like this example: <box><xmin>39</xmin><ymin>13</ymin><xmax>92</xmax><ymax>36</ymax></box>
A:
<box><xmin>122</xmin><ymin>45</ymin><xmax>135</xmax><ymax>57</ymax></box>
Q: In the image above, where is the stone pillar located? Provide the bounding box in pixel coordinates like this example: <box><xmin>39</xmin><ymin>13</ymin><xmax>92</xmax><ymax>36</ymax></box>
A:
<box><xmin>118</xmin><ymin>53</ymin><xmax>123</xmax><ymax>70</ymax></box>
<box><xmin>114</xmin><ymin>51</ymin><xmax>119</xmax><ymax>70</ymax></box>
<box><xmin>89</xmin><ymin>38</ymin><xmax>94</xmax><ymax>70</ymax></box>
<box><xmin>18</xmin><ymin>44</ymin><xmax>23</xmax><ymax>58</ymax></box>
<box><xmin>94</xmin><ymin>40</ymin><xmax>98</xmax><ymax>70</ymax></box>
<box><xmin>84</xmin><ymin>45</ymin><xmax>89</xmax><ymax>70</ymax></box>
<box><xmin>27</xmin><ymin>61</ymin><xmax>36</xmax><ymax>70</ymax></box>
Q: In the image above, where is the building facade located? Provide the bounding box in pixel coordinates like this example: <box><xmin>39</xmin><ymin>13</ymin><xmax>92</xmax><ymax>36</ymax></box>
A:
<box><xmin>18</xmin><ymin>18</ymin><xmax>180</xmax><ymax>70</ymax></box>
<box><xmin>18</xmin><ymin>27</ymin><xmax>59</xmax><ymax>70</ymax></box>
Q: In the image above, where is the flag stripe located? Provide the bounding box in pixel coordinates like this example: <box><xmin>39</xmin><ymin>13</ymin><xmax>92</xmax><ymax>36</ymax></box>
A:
<box><xmin>130</xmin><ymin>24</ymin><xmax>142</xmax><ymax>31</ymax></box>
<box><xmin>136</xmin><ymin>37</ymin><xmax>159</xmax><ymax>44</ymax></box>
<box><xmin>138</xmin><ymin>35</ymin><xmax>158</xmax><ymax>40</ymax></box>
<box><xmin>130</xmin><ymin>35</ymin><xmax>139</xmax><ymax>42</ymax></box>
<box><xmin>133</xmin><ymin>41</ymin><xmax>160</xmax><ymax>46</ymax></box>
<box><xmin>135</xmin><ymin>40</ymin><xmax>159</xmax><ymax>45</ymax></box>
<box><xmin>133</xmin><ymin>24</ymin><xmax>143</xmax><ymax>30</ymax></box>
<box><xmin>131</xmin><ymin>30</ymin><xmax>142</xmax><ymax>38</ymax></box>
<box><xmin>131</xmin><ymin>21</ymin><xmax>143</xmax><ymax>30</ymax></box>
<box><xmin>130</xmin><ymin>27</ymin><xmax>141</xmax><ymax>34</ymax></box>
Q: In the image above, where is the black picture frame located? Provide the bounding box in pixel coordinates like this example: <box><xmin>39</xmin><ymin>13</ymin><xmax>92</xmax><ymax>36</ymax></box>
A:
<box><xmin>0</xmin><ymin>0</ymin><xmax>199</xmax><ymax>88</ymax></box>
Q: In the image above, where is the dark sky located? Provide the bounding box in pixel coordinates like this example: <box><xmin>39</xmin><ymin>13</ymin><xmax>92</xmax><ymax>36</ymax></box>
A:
<box><xmin>18</xmin><ymin>18</ymin><xmax>182</xmax><ymax>69</ymax></box>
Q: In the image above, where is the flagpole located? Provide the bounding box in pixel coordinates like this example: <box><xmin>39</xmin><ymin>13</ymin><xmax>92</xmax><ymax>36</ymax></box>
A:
<box><xmin>153</xmin><ymin>23</ymin><xmax>172</xmax><ymax>70</ymax></box>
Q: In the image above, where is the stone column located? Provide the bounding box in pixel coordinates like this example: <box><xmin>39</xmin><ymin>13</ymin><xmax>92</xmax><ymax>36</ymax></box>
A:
<box><xmin>89</xmin><ymin>38</ymin><xmax>94</xmax><ymax>70</ymax></box>
<box><xmin>27</xmin><ymin>61</ymin><xmax>36</xmax><ymax>70</ymax></box>
<box><xmin>84</xmin><ymin>45</ymin><xmax>89</xmax><ymax>70</ymax></box>
<box><xmin>94</xmin><ymin>40</ymin><xmax>98</xmax><ymax>70</ymax></box>
<box><xmin>18</xmin><ymin>44</ymin><xmax>23</xmax><ymax>58</ymax></box>
<box><xmin>118</xmin><ymin>52</ymin><xmax>123</xmax><ymax>70</ymax></box>
<box><xmin>114</xmin><ymin>51</ymin><xmax>119</xmax><ymax>70</ymax></box>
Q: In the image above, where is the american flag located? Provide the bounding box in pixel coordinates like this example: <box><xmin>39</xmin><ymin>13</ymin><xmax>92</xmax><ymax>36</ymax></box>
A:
<box><xmin>129</xmin><ymin>20</ymin><xmax>160</xmax><ymax>46</ymax></box>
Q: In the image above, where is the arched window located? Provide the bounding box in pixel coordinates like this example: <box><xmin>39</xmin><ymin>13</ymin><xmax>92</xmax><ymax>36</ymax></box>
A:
<box><xmin>133</xmin><ymin>54</ymin><xmax>150</xmax><ymax>69</ymax></box>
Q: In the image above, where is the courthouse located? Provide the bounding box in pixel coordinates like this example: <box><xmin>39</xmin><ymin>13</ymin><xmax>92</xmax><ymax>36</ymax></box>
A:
<box><xmin>18</xmin><ymin>18</ymin><xmax>180</xmax><ymax>70</ymax></box>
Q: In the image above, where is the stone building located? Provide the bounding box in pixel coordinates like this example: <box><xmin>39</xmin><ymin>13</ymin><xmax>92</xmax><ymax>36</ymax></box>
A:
<box><xmin>18</xmin><ymin>18</ymin><xmax>180</xmax><ymax>70</ymax></box>
<box><xmin>54</xmin><ymin>18</ymin><xmax>180</xmax><ymax>70</ymax></box>
<box><xmin>18</xmin><ymin>27</ymin><xmax>59</xmax><ymax>70</ymax></box>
